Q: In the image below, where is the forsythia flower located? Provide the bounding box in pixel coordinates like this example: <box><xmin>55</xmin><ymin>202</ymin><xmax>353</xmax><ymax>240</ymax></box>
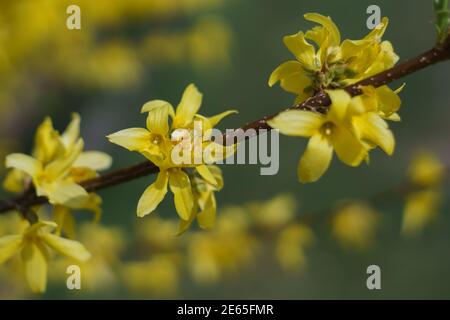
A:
<box><xmin>247</xmin><ymin>193</ymin><xmax>297</xmax><ymax>230</ymax></box>
<box><xmin>331</xmin><ymin>202</ymin><xmax>379</xmax><ymax>250</ymax></box>
<box><xmin>275</xmin><ymin>224</ymin><xmax>314</xmax><ymax>272</ymax></box>
<box><xmin>269</xmin><ymin>13</ymin><xmax>398</xmax><ymax>103</ymax></box>
<box><xmin>402</xmin><ymin>152</ymin><xmax>445</xmax><ymax>236</ymax></box>
<box><xmin>4</xmin><ymin>114</ymin><xmax>112</xmax><ymax>209</ymax></box>
<box><xmin>187</xmin><ymin>207</ymin><xmax>257</xmax><ymax>284</ymax></box>
<box><xmin>268</xmin><ymin>88</ymin><xmax>400</xmax><ymax>182</ymax></box>
<box><xmin>107</xmin><ymin>84</ymin><xmax>236</xmax><ymax>227</ymax></box>
<box><xmin>122</xmin><ymin>254</ymin><xmax>180</xmax><ymax>297</ymax></box>
<box><xmin>0</xmin><ymin>221</ymin><xmax>91</xmax><ymax>293</ymax></box>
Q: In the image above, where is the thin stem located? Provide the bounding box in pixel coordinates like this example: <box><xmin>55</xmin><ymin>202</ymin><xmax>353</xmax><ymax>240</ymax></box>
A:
<box><xmin>0</xmin><ymin>36</ymin><xmax>449</xmax><ymax>215</ymax></box>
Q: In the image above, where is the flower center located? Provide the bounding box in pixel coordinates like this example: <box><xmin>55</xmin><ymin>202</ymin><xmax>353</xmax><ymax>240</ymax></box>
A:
<box><xmin>321</xmin><ymin>122</ymin><xmax>335</xmax><ymax>136</ymax></box>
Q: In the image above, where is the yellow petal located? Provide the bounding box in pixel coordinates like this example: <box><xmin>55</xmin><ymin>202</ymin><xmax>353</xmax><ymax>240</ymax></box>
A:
<box><xmin>145</xmin><ymin>102</ymin><xmax>174</xmax><ymax>135</ymax></box>
<box><xmin>0</xmin><ymin>235</ymin><xmax>23</xmax><ymax>264</ymax></box>
<box><xmin>61</xmin><ymin>113</ymin><xmax>81</xmax><ymax>149</ymax></box>
<box><xmin>21</xmin><ymin>242</ymin><xmax>48</xmax><ymax>293</ymax></box>
<box><xmin>332</xmin><ymin>126</ymin><xmax>367</xmax><ymax>166</ymax></box>
<box><xmin>280</xmin><ymin>72</ymin><xmax>312</xmax><ymax>95</ymax></box>
<box><xmin>207</xmin><ymin>110</ymin><xmax>238</xmax><ymax>128</ymax></box>
<box><xmin>169</xmin><ymin>169</ymin><xmax>194</xmax><ymax>220</ymax></box>
<box><xmin>268</xmin><ymin>61</ymin><xmax>304</xmax><ymax>87</ymax></box>
<box><xmin>196</xmin><ymin>164</ymin><xmax>217</xmax><ymax>186</ymax></box>
<box><xmin>74</xmin><ymin>151</ymin><xmax>112</xmax><ymax>171</ymax></box>
<box><xmin>5</xmin><ymin>153</ymin><xmax>42</xmax><ymax>177</ymax></box>
<box><xmin>376</xmin><ymin>85</ymin><xmax>401</xmax><ymax>116</ymax></box>
<box><xmin>40</xmin><ymin>233</ymin><xmax>91</xmax><ymax>262</ymax></box>
<box><xmin>298</xmin><ymin>134</ymin><xmax>333</xmax><ymax>183</ymax></box>
<box><xmin>47</xmin><ymin>181</ymin><xmax>89</xmax><ymax>207</ymax></box>
<box><xmin>45</xmin><ymin>139</ymin><xmax>84</xmax><ymax>177</ymax></box>
<box><xmin>304</xmin><ymin>13</ymin><xmax>341</xmax><ymax>46</ymax></box>
<box><xmin>141</xmin><ymin>99</ymin><xmax>175</xmax><ymax>115</ymax></box>
<box><xmin>326</xmin><ymin>89</ymin><xmax>351</xmax><ymax>122</ymax></box>
<box><xmin>137</xmin><ymin>170</ymin><xmax>169</xmax><ymax>217</ymax></box>
<box><xmin>3</xmin><ymin>169</ymin><xmax>27</xmax><ymax>193</ymax></box>
<box><xmin>107</xmin><ymin>128</ymin><xmax>151</xmax><ymax>152</ymax></box>
<box><xmin>354</xmin><ymin>112</ymin><xmax>395</xmax><ymax>155</ymax></box>
<box><xmin>268</xmin><ymin>110</ymin><xmax>323</xmax><ymax>137</ymax></box>
<box><xmin>282</xmin><ymin>32</ymin><xmax>315</xmax><ymax>66</ymax></box>
<box><xmin>174</xmin><ymin>84</ymin><xmax>202</xmax><ymax>128</ymax></box>
<box><xmin>197</xmin><ymin>193</ymin><xmax>217</xmax><ymax>229</ymax></box>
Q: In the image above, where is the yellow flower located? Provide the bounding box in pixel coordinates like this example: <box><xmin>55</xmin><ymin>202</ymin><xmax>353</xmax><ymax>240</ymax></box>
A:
<box><xmin>331</xmin><ymin>202</ymin><xmax>379</xmax><ymax>251</ymax></box>
<box><xmin>187</xmin><ymin>207</ymin><xmax>257</xmax><ymax>284</ymax></box>
<box><xmin>402</xmin><ymin>151</ymin><xmax>445</xmax><ymax>236</ymax></box>
<box><xmin>268</xmin><ymin>90</ymin><xmax>365</xmax><ymax>182</ymax></box>
<box><xmin>247</xmin><ymin>193</ymin><xmax>297</xmax><ymax>230</ymax></box>
<box><xmin>4</xmin><ymin>114</ymin><xmax>112</xmax><ymax>208</ymax></box>
<box><xmin>408</xmin><ymin>151</ymin><xmax>445</xmax><ymax>187</ymax></box>
<box><xmin>269</xmin><ymin>13</ymin><xmax>398</xmax><ymax>103</ymax></box>
<box><xmin>122</xmin><ymin>254</ymin><xmax>180</xmax><ymax>297</ymax></box>
<box><xmin>275</xmin><ymin>224</ymin><xmax>314</xmax><ymax>272</ymax></box>
<box><xmin>268</xmin><ymin>88</ymin><xmax>400</xmax><ymax>182</ymax></box>
<box><xmin>0</xmin><ymin>221</ymin><xmax>91</xmax><ymax>293</ymax></box>
<box><xmin>402</xmin><ymin>189</ymin><xmax>442</xmax><ymax>236</ymax></box>
<box><xmin>107</xmin><ymin>84</ymin><xmax>235</xmax><ymax>224</ymax></box>
<box><xmin>178</xmin><ymin>165</ymin><xmax>224</xmax><ymax>234</ymax></box>
<box><xmin>49</xmin><ymin>223</ymin><xmax>125</xmax><ymax>292</ymax></box>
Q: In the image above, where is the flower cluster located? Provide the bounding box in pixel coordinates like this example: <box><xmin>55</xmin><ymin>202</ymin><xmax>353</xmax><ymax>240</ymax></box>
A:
<box><xmin>107</xmin><ymin>84</ymin><xmax>236</xmax><ymax>231</ymax></box>
<box><xmin>269</xmin><ymin>13</ymin><xmax>398</xmax><ymax>103</ymax></box>
<box><xmin>0</xmin><ymin>114</ymin><xmax>111</xmax><ymax>292</ymax></box>
<box><xmin>267</xmin><ymin>13</ymin><xmax>402</xmax><ymax>183</ymax></box>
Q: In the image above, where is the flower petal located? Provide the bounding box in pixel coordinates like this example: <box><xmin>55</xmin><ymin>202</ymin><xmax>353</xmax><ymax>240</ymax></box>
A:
<box><xmin>0</xmin><ymin>235</ymin><xmax>23</xmax><ymax>264</ymax></box>
<box><xmin>61</xmin><ymin>113</ymin><xmax>81</xmax><ymax>149</ymax></box>
<box><xmin>145</xmin><ymin>102</ymin><xmax>174</xmax><ymax>135</ymax></box>
<box><xmin>74</xmin><ymin>151</ymin><xmax>112</xmax><ymax>171</ymax></box>
<box><xmin>326</xmin><ymin>89</ymin><xmax>351</xmax><ymax>122</ymax></box>
<box><xmin>354</xmin><ymin>112</ymin><xmax>395</xmax><ymax>155</ymax></box>
<box><xmin>197</xmin><ymin>193</ymin><xmax>217</xmax><ymax>229</ymax></box>
<box><xmin>298</xmin><ymin>134</ymin><xmax>333</xmax><ymax>183</ymax></box>
<box><xmin>282</xmin><ymin>32</ymin><xmax>316</xmax><ymax>66</ymax></box>
<box><xmin>332</xmin><ymin>126</ymin><xmax>367</xmax><ymax>166</ymax></box>
<box><xmin>5</xmin><ymin>154</ymin><xmax>42</xmax><ymax>177</ymax></box>
<box><xmin>196</xmin><ymin>164</ymin><xmax>217</xmax><ymax>186</ymax></box>
<box><xmin>21</xmin><ymin>242</ymin><xmax>48</xmax><ymax>293</ymax></box>
<box><xmin>107</xmin><ymin>128</ymin><xmax>151</xmax><ymax>152</ymax></box>
<box><xmin>137</xmin><ymin>170</ymin><xmax>169</xmax><ymax>217</ymax></box>
<box><xmin>45</xmin><ymin>139</ymin><xmax>84</xmax><ymax>177</ymax></box>
<box><xmin>207</xmin><ymin>110</ymin><xmax>238</xmax><ymax>128</ymax></box>
<box><xmin>268</xmin><ymin>60</ymin><xmax>304</xmax><ymax>87</ymax></box>
<box><xmin>304</xmin><ymin>13</ymin><xmax>341</xmax><ymax>46</ymax></box>
<box><xmin>169</xmin><ymin>169</ymin><xmax>194</xmax><ymax>220</ymax></box>
<box><xmin>268</xmin><ymin>110</ymin><xmax>323</xmax><ymax>137</ymax></box>
<box><xmin>47</xmin><ymin>181</ymin><xmax>89</xmax><ymax>207</ymax></box>
<box><xmin>174</xmin><ymin>84</ymin><xmax>203</xmax><ymax>128</ymax></box>
<box><xmin>40</xmin><ymin>233</ymin><xmax>91</xmax><ymax>262</ymax></box>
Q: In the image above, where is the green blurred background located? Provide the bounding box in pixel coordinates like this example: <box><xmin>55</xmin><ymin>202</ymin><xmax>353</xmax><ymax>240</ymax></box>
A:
<box><xmin>0</xmin><ymin>0</ymin><xmax>449</xmax><ymax>299</ymax></box>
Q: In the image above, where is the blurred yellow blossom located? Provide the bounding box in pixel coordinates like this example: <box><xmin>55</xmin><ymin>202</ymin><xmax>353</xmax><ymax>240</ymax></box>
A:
<box><xmin>402</xmin><ymin>151</ymin><xmax>445</xmax><ymax>236</ymax></box>
<box><xmin>275</xmin><ymin>224</ymin><xmax>314</xmax><ymax>272</ymax></box>
<box><xmin>247</xmin><ymin>193</ymin><xmax>298</xmax><ymax>229</ymax></box>
<box><xmin>408</xmin><ymin>151</ymin><xmax>445</xmax><ymax>187</ymax></box>
<box><xmin>0</xmin><ymin>221</ymin><xmax>90</xmax><ymax>293</ymax></box>
<box><xmin>3</xmin><ymin>114</ymin><xmax>111</xmax><ymax>237</ymax></box>
<box><xmin>331</xmin><ymin>202</ymin><xmax>380</xmax><ymax>250</ymax></box>
<box><xmin>50</xmin><ymin>223</ymin><xmax>126</xmax><ymax>292</ymax></box>
<box><xmin>122</xmin><ymin>254</ymin><xmax>180</xmax><ymax>297</ymax></box>
<box><xmin>187</xmin><ymin>207</ymin><xmax>257</xmax><ymax>284</ymax></box>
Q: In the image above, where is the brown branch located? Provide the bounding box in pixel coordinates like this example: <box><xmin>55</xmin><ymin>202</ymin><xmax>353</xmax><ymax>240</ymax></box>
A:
<box><xmin>0</xmin><ymin>36</ymin><xmax>449</xmax><ymax>215</ymax></box>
